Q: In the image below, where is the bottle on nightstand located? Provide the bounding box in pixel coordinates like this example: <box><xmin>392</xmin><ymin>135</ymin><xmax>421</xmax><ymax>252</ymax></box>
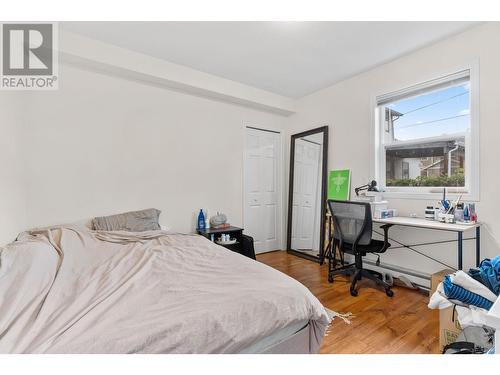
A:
<box><xmin>197</xmin><ymin>209</ymin><xmax>205</xmax><ymax>231</ymax></box>
<box><xmin>204</xmin><ymin>209</ymin><xmax>210</xmax><ymax>229</ymax></box>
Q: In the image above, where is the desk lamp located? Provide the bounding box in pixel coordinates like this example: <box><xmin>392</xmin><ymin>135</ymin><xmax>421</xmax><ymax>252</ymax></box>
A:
<box><xmin>355</xmin><ymin>180</ymin><xmax>379</xmax><ymax>196</ymax></box>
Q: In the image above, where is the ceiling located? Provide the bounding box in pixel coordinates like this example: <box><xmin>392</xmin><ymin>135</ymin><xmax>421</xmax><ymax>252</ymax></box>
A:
<box><xmin>61</xmin><ymin>22</ymin><xmax>479</xmax><ymax>98</ymax></box>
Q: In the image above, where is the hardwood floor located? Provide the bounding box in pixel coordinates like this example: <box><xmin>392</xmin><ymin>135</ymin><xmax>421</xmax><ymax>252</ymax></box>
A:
<box><xmin>257</xmin><ymin>251</ymin><xmax>439</xmax><ymax>354</ymax></box>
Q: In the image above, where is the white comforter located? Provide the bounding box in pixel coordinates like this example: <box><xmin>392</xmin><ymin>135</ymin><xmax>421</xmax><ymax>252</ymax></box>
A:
<box><xmin>0</xmin><ymin>226</ymin><xmax>329</xmax><ymax>353</ymax></box>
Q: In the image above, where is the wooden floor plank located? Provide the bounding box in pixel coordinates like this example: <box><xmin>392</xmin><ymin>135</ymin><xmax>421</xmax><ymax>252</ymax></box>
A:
<box><xmin>256</xmin><ymin>251</ymin><xmax>439</xmax><ymax>354</ymax></box>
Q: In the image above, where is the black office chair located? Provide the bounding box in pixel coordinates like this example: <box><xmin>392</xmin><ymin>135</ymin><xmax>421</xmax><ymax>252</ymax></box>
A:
<box><xmin>327</xmin><ymin>199</ymin><xmax>393</xmax><ymax>297</ymax></box>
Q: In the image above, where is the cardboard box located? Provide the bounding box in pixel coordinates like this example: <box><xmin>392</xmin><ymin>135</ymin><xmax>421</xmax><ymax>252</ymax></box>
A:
<box><xmin>430</xmin><ymin>269</ymin><xmax>462</xmax><ymax>351</ymax></box>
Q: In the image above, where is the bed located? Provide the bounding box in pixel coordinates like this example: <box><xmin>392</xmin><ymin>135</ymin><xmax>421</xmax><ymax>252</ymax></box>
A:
<box><xmin>0</xmin><ymin>225</ymin><xmax>330</xmax><ymax>353</ymax></box>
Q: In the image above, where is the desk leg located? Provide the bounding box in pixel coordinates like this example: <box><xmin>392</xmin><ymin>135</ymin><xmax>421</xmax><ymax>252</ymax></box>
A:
<box><xmin>458</xmin><ymin>232</ymin><xmax>463</xmax><ymax>270</ymax></box>
<box><xmin>476</xmin><ymin>226</ymin><xmax>481</xmax><ymax>267</ymax></box>
<box><xmin>324</xmin><ymin>216</ymin><xmax>332</xmax><ymax>268</ymax></box>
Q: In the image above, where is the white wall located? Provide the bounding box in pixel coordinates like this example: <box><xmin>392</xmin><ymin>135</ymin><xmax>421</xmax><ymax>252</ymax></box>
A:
<box><xmin>288</xmin><ymin>22</ymin><xmax>500</xmax><ymax>281</ymax></box>
<box><xmin>0</xmin><ymin>59</ymin><xmax>286</xmax><ymax>244</ymax></box>
<box><xmin>0</xmin><ymin>92</ymin><xmax>28</xmax><ymax>240</ymax></box>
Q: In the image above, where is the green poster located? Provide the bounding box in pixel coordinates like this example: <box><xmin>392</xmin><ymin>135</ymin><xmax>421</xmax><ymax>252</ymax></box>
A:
<box><xmin>328</xmin><ymin>169</ymin><xmax>351</xmax><ymax>200</ymax></box>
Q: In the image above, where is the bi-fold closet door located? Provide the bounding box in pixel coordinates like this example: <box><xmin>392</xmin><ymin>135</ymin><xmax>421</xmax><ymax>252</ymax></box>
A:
<box><xmin>244</xmin><ymin>127</ymin><xmax>282</xmax><ymax>254</ymax></box>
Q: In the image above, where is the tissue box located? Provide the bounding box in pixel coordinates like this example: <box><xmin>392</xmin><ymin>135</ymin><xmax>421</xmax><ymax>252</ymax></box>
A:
<box><xmin>373</xmin><ymin>208</ymin><xmax>397</xmax><ymax>219</ymax></box>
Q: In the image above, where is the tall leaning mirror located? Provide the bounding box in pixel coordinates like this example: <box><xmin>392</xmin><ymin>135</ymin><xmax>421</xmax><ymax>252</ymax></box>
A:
<box><xmin>287</xmin><ymin>126</ymin><xmax>328</xmax><ymax>263</ymax></box>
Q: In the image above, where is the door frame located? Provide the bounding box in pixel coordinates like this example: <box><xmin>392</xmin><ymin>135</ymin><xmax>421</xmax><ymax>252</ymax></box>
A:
<box><xmin>287</xmin><ymin>126</ymin><xmax>329</xmax><ymax>263</ymax></box>
<box><xmin>243</xmin><ymin>124</ymin><xmax>284</xmax><ymax>253</ymax></box>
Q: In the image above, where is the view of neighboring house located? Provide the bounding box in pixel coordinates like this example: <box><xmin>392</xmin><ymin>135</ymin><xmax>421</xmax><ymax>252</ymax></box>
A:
<box><xmin>384</xmin><ymin>102</ymin><xmax>467</xmax><ymax>186</ymax></box>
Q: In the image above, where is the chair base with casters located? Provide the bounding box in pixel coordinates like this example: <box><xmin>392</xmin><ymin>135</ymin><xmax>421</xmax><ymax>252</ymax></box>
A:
<box><xmin>326</xmin><ymin>198</ymin><xmax>394</xmax><ymax>298</ymax></box>
<box><xmin>328</xmin><ymin>236</ymin><xmax>394</xmax><ymax>297</ymax></box>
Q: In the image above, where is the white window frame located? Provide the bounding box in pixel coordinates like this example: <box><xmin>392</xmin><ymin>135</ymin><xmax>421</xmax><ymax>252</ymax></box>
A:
<box><xmin>371</xmin><ymin>61</ymin><xmax>480</xmax><ymax>201</ymax></box>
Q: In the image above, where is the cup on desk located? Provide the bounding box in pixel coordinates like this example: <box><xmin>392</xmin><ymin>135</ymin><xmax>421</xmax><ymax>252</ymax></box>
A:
<box><xmin>454</xmin><ymin>208</ymin><xmax>464</xmax><ymax>222</ymax></box>
<box><xmin>434</xmin><ymin>207</ymin><xmax>440</xmax><ymax>221</ymax></box>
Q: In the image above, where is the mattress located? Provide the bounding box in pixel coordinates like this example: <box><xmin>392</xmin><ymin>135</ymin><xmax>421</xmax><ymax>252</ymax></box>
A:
<box><xmin>0</xmin><ymin>226</ymin><xmax>330</xmax><ymax>353</ymax></box>
<box><xmin>239</xmin><ymin>320</ymin><xmax>309</xmax><ymax>353</ymax></box>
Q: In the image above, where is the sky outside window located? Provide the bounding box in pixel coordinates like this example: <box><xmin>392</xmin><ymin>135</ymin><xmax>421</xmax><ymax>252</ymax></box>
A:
<box><xmin>388</xmin><ymin>82</ymin><xmax>470</xmax><ymax>141</ymax></box>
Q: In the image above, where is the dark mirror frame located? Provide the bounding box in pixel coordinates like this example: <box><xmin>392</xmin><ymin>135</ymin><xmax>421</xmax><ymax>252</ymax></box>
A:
<box><xmin>287</xmin><ymin>126</ymin><xmax>329</xmax><ymax>263</ymax></box>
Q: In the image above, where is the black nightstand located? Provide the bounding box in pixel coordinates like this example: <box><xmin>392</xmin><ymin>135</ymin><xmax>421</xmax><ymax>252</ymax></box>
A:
<box><xmin>197</xmin><ymin>226</ymin><xmax>255</xmax><ymax>260</ymax></box>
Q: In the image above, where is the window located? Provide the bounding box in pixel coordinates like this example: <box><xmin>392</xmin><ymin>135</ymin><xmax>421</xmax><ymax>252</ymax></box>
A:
<box><xmin>402</xmin><ymin>161</ymin><xmax>410</xmax><ymax>180</ymax></box>
<box><xmin>374</xmin><ymin>67</ymin><xmax>479</xmax><ymax>199</ymax></box>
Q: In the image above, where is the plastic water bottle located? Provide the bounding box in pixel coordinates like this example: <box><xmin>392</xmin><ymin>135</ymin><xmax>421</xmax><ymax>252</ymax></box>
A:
<box><xmin>204</xmin><ymin>209</ymin><xmax>210</xmax><ymax>229</ymax></box>
<box><xmin>197</xmin><ymin>209</ymin><xmax>205</xmax><ymax>231</ymax></box>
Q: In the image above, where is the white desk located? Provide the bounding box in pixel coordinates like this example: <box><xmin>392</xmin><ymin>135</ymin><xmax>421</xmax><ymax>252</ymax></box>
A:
<box><xmin>373</xmin><ymin>216</ymin><xmax>481</xmax><ymax>270</ymax></box>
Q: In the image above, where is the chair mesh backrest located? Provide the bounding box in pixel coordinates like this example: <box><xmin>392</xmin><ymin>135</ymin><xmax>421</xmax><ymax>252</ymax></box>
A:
<box><xmin>328</xmin><ymin>200</ymin><xmax>372</xmax><ymax>246</ymax></box>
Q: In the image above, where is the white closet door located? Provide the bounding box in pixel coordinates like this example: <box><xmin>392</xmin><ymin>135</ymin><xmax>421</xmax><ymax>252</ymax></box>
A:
<box><xmin>244</xmin><ymin>127</ymin><xmax>281</xmax><ymax>254</ymax></box>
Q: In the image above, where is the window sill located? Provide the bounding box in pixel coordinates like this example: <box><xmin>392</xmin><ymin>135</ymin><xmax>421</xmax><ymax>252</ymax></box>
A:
<box><xmin>380</xmin><ymin>189</ymin><xmax>479</xmax><ymax>202</ymax></box>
